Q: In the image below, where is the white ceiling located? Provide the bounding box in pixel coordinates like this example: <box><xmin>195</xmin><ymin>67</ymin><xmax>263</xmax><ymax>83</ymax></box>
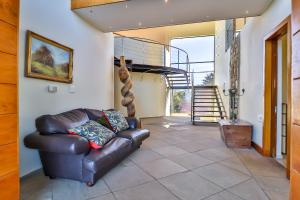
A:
<box><xmin>74</xmin><ymin>0</ymin><xmax>273</xmax><ymax>32</ymax></box>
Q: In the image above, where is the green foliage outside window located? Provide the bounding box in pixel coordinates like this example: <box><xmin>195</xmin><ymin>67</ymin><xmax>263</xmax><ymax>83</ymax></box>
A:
<box><xmin>173</xmin><ymin>91</ymin><xmax>186</xmax><ymax>113</ymax></box>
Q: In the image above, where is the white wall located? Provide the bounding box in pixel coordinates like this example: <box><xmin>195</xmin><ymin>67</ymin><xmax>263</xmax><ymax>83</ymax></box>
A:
<box><xmin>114</xmin><ymin>70</ymin><xmax>167</xmax><ymax>119</ymax></box>
<box><xmin>214</xmin><ymin>0</ymin><xmax>291</xmax><ymax>147</ymax></box>
<box><xmin>239</xmin><ymin>0</ymin><xmax>291</xmax><ymax>146</ymax></box>
<box><xmin>215</xmin><ymin>21</ymin><xmax>230</xmax><ymax>114</ymax></box>
<box><xmin>19</xmin><ymin>0</ymin><xmax>114</xmax><ymax>176</ymax></box>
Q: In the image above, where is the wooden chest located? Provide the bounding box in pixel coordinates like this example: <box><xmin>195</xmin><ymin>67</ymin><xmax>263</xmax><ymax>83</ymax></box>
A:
<box><xmin>219</xmin><ymin>120</ymin><xmax>253</xmax><ymax>148</ymax></box>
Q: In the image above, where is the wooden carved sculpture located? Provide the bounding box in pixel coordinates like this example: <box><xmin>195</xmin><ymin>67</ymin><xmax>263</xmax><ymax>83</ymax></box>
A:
<box><xmin>119</xmin><ymin>56</ymin><xmax>136</xmax><ymax>117</ymax></box>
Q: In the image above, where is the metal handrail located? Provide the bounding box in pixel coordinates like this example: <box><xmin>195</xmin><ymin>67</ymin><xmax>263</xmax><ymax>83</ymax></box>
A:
<box><xmin>191</xmin><ymin>70</ymin><xmax>195</xmax><ymax>123</ymax></box>
<box><xmin>114</xmin><ymin>33</ymin><xmax>191</xmax><ymax>75</ymax></box>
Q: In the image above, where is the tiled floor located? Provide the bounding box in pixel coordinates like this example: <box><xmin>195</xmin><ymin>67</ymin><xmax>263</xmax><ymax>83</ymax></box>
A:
<box><xmin>21</xmin><ymin>117</ymin><xmax>290</xmax><ymax>200</ymax></box>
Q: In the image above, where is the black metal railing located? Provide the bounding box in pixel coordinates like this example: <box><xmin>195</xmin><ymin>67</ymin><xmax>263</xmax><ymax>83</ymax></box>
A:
<box><xmin>282</xmin><ymin>103</ymin><xmax>288</xmax><ymax>155</ymax></box>
<box><xmin>114</xmin><ymin>33</ymin><xmax>191</xmax><ymax>74</ymax></box>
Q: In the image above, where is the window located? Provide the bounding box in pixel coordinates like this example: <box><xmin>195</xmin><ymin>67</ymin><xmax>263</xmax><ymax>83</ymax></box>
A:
<box><xmin>171</xmin><ymin>36</ymin><xmax>215</xmax><ymax>86</ymax></box>
<box><xmin>169</xmin><ymin>36</ymin><xmax>215</xmax><ymax>116</ymax></box>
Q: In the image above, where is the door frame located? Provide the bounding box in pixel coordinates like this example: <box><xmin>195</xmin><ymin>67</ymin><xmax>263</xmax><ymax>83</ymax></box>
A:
<box><xmin>263</xmin><ymin>16</ymin><xmax>291</xmax><ymax>178</ymax></box>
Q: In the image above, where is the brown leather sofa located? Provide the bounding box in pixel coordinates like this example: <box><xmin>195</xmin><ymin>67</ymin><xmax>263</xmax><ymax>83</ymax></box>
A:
<box><xmin>24</xmin><ymin>109</ymin><xmax>150</xmax><ymax>186</ymax></box>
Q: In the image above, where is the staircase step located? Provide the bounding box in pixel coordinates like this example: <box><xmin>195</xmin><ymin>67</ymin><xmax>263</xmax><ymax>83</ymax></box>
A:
<box><xmin>194</xmin><ymin>92</ymin><xmax>217</xmax><ymax>96</ymax></box>
<box><xmin>194</xmin><ymin>94</ymin><xmax>217</xmax><ymax>99</ymax></box>
<box><xmin>169</xmin><ymin>79</ymin><xmax>189</xmax><ymax>81</ymax></box>
<box><xmin>193</xmin><ymin>105</ymin><xmax>224</xmax><ymax>107</ymax></box>
<box><xmin>171</xmin><ymin>83</ymin><xmax>188</xmax><ymax>85</ymax></box>
<box><xmin>193</xmin><ymin>98</ymin><xmax>220</xmax><ymax>100</ymax></box>
<box><xmin>167</xmin><ymin>75</ymin><xmax>187</xmax><ymax>78</ymax></box>
<box><xmin>193</xmin><ymin>102</ymin><xmax>218</xmax><ymax>103</ymax></box>
<box><xmin>193</xmin><ymin>115</ymin><xmax>222</xmax><ymax>118</ymax></box>
<box><xmin>193</xmin><ymin>111</ymin><xmax>225</xmax><ymax>113</ymax></box>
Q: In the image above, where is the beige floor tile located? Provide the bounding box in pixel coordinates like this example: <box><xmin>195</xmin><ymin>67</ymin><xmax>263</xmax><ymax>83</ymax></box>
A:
<box><xmin>21</xmin><ymin>170</ymin><xmax>53</xmax><ymax>200</ymax></box>
<box><xmin>159</xmin><ymin>171</ymin><xmax>222</xmax><ymax>200</ymax></box>
<box><xmin>219</xmin><ymin>157</ymin><xmax>252</xmax><ymax>176</ymax></box>
<box><xmin>90</xmin><ymin>193</ymin><xmax>116</xmax><ymax>200</ymax></box>
<box><xmin>129</xmin><ymin>148</ymin><xmax>163</xmax><ymax>164</ymax></box>
<box><xmin>205</xmin><ymin>191</ymin><xmax>243</xmax><ymax>200</ymax></box>
<box><xmin>153</xmin><ymin>146</ymin><xmax>188</xmax><ymax>157</ymax></box>
<box><xmin>113</xmin><ymin>181</ymin><xmax>179</xmax><ymax>200</ymax></box>
<box><xmin>103</xmin><ymin>165</ymin><xmax>153</xmax><ymax>191</ymax></box>
<box><xmin>197</xmin><ymin>147</ymin><xmax>236</xmax><ymax>162</ymax></box>
<box><xmin>228</xmin><ymin>179</ymin><xmax>269</xmax><ymax>200</ymax></box>
<box><xmin>143</xmin><ymin>138</ymin><xmax>170</xmax><ymax>149</ymax></box>
<box><xmin>52</xmin><ymin>179</ymin><xmax>84</xmax><ymax>200</ymax></box>
<box><xmin>265</xmin><ymin>190</ymin><xmax>289</xmax><ymax>200</ymax></box>
<box><xmin>236</xmin><ymin>149</ymin><xmax>286</xmax><ymax>178</ymax></box>
<box><xmin>255</xmin><ymin>176</ymin><xmax>290</xmax><ymax>193</ymax></box>
<box><xmin>138</xmin><ymin>158</ymin><xmax>187</xmax><ymax>179</ymax></box>
<box><xmin>175</xmin><ymin>141</ymin><xmax>209</xmax><ymax>152</ymax></box>
<box><xmin>81</xmin><ymin>179</ymin><xmax>111</xmax><ymax>199</ymax></box>
<box><xmin>169</xmin><ymin>152</ymin><xmax>214</xmax><ymax>170</ymax></box>
<box><xmin>193</xmin><ymin>163</ymin><xmax>250</xmax><ymax>188</ymax></box>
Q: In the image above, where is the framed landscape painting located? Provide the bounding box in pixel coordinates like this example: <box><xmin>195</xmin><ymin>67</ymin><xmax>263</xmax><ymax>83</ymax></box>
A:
<box><xmin>25</xmin><ymin>31</ymin><xmax>73</xmax><ymax>83</ymax></box>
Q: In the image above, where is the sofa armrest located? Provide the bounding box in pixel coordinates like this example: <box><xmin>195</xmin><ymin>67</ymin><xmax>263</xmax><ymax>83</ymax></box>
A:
<box><xmin>126</xmin><ymin>117</ymin><xmax>139</xmax><ymax>129</ymax></box>
<box><xmin>24</xmin><ymin>132</ymin><xmax>90</xmax><ymax>155</ymax></box>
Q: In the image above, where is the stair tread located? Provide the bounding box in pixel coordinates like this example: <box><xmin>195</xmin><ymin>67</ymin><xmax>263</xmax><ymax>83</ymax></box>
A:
<box><xmin>192</xmin><ymin>105</ymin><xmax>224</xmax><ymax>107</ymax></box>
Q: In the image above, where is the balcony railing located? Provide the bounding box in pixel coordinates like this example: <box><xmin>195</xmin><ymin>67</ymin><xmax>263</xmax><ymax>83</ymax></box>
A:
<box><xmin>114</xmin><ymin>34</ymin><xmax>190</xmax><ymax>74</ymax></box>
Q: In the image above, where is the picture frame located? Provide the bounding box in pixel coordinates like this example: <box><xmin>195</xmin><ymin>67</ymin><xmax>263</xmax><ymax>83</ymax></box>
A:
<box><xmin>25</xmin><ymin>31</ymin><xmax>73</xmax><ymax>83</ymax></box>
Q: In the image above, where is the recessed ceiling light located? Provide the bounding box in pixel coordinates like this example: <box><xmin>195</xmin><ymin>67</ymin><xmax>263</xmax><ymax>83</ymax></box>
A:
<box><xmin>125</xmin><ymin>3</ymin><xmax>128</xmax><ymax>8</ymax></box>
<box><xmin>245</xmin><ymin>10</ymin><xmax>249</xmax><ymax>14</ymax></box>
<box><xmin>206</xmin><ymin>15</ymin><xmax>210</xmax><ymax>18</ymax></box>
<box><xmin>138</xmin><ymin>22</ymin><xmax>142</xmax><ymax>26</ymax></box>
<box><xmin>165</xmin><ymin>0</ymin><xmax>168</xmax><ymax>3</ymax></box>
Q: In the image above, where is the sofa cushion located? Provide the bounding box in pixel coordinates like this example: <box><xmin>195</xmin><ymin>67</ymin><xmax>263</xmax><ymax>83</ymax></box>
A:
<box><xmin>84</xmin><ymin>108</ymin><xmax>116</xmax><ymax>121</ymax></box>
<box><xmin>84</xmin><ymin>109</ymin><xmax>103</xmax><ymax>121</ymax></box>
<box><xmin>118</xmin><ymin>129</ymin><xmax>150</xmax><ymax>147</ymax></box>
<box><xmin>103</xmin><ymin>110</ymin><xmax>129</xmax><ymax>132</ymax></box>
<box><xmin>68</xmin><ymin>121</ymin><xmax>115</xmax><ymax>149</ymax></box>
<box><xmin>36</xmin><ymin>109</ymin><xmax>89</xmax><ymax>135</ymax></box>
<box><xmin>83</xmin><ymin>137</ymin><xmax>132</xmax><ymax>173</ymax></box>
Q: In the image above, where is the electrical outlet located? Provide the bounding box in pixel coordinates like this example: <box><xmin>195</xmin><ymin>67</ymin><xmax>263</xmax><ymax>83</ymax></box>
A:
<box><xmin>48</xmin><ymin>85</ymin><xmax>58</xmax><ymax>93</ymax></box>
<box><xmin>258</xmin><ymin>114</ymin><xmax>263</xmax><ymax>123</ymax></box>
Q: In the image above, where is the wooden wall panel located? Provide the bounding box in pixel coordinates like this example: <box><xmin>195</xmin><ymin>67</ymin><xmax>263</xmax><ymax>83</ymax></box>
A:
<box><xmin>292</xmin><ymin>79</ymin><xmax>300</xmax><ymax>125</ymax></box>
<box><xmin>292</xmin><ymin>32</ymin><xmax>300</xmax><ymax>78</ymax></box>
<box><xmin>290</xmin><ymin>170</ymin><xmax>300</xmax><ymax>199</ymax></box>
<box><xmin>0</xmin><ymin>0</ymin><xmax>19</xmax><ymax>26</ymax></box>
<box><xmin>0</xmin><ymin>114</ymin><xmax>17</xmax><ymax>146</ymax></box>
<box><xmin>0</xmin><ymin>84</ymin><xmax>17</xmax><ymax>115</ymax></box>
<box><xmin>292</xmin><ymin>125</ymin><xmax>300</xmax><ymax>172</ymax></box>
<box><xmin>0</xmin><ymin>52</ymin><xmax>17</xmax><ymax>84</ymax></box>
<box><xmin>292</xmin><ymin>0</ymin><xmax>300</xmax><ymax>35</ymax></box>
<box><xmin>0</xmin><ymin>0</ymin><xmax>19</xmax><ymax>198</ymax></box>
<box><xmin>0</xmin><ymin>144</ymin><xmax>18</xmax><ymax>177</ymax></box>
<box><xmin>0</xmin><ymin>20</ymin><xmax>17</xmax><ymax>55</ymax></box>
<box><xmin>0</xmin><ymin>171</ymin><xmax>19</xmax><ymax>200</ymax></box>
<box><xmin>291</xmin><ymin>0</ymin><xmax>300</xmax><ymax>199</ymax></box>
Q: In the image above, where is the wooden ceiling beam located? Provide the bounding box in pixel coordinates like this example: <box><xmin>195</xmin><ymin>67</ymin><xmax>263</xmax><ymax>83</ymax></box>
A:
<box><xmin>71</xmin><ymin>0</ymin><xmax>127</xmax><ymax>10</ymax></box>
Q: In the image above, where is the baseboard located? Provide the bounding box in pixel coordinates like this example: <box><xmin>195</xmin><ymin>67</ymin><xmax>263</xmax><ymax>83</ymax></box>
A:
<box><xmin>251</xmin><ymin>141</ymin><xmax>264</xmax><ymax>155</ymax></box>
<box><xmin>20</xmin><ymin>168</ymin><xmax>43</xmax><ymax>181</ymax></box>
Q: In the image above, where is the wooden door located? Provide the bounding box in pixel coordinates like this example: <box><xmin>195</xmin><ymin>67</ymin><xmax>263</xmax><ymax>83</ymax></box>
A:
<box><xmin>291</xmin><ymin>0</ymin><xmax>300</xmax><ymax>199</ymax></box>
<box><xmin>0</xmin><ymin>0</ymin><xmax>19</xmax><ymax>199</ymax></box>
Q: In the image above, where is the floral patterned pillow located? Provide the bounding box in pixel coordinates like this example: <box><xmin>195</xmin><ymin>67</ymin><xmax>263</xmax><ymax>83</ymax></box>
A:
<box><xmin>68</xmin><ymin>120</ymin><xmax>115</xmax><ymax>149</ymax></box>
<box><xmin>103</xmin><ymin>110</ymin><xmax>129</xmax><ymax>133</ymax></box>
